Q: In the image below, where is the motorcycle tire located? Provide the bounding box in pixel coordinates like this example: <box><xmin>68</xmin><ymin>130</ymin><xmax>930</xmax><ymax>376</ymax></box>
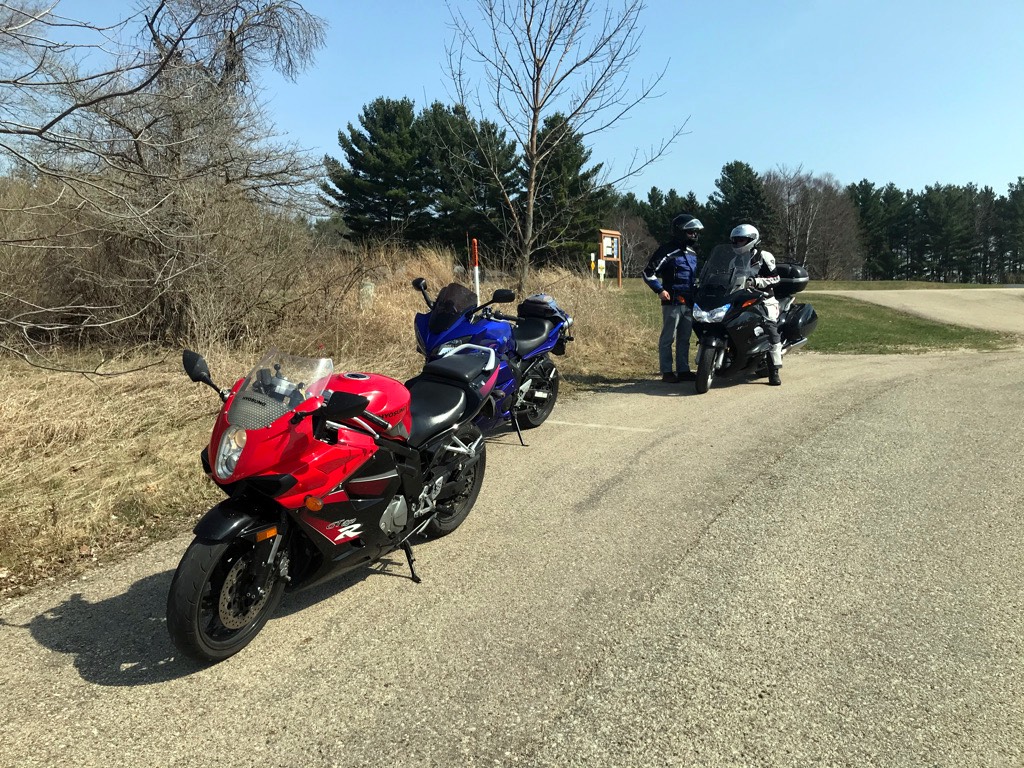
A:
<box><xmin>166</xmin><ymin>537</ymin><xmax>285</xmax><ymax>663</ymax></box>
<box><xmin>695</xmin><ymin>346</ymin><xmax>716</xmax><ymax>394</ymax></box>
<box><xmin>426</xmin><ymin>423</ymin><xmax>487</xmax><ymax>537</ymax></box>
<box><xmin>517</xmin><ymin>359</ymin><xmax>559</xmax><ymax>429</ymax></box>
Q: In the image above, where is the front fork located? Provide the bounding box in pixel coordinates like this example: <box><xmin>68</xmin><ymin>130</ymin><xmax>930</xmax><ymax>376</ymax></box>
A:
<box><xmin>697</xmin><ymin>339</ymin><xmax>727</xmax><ymax>371</ymax></box>
<box><xmin>244</xmin><ymin>513</ymin><xmax>289</xmax><ymax>602</ymax></box>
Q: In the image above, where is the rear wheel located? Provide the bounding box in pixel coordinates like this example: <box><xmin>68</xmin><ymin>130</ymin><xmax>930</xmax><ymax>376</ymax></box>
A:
<box><xmin>517</xmin><ymin>358</ymin><xmax>559</xmax><ymax>429</ymax></box>
<box><xmin>166</xmin><ymin>537</ymin><xmax>285</xmax><ymax>663</ymax></box>
<box><xmin>425</xmin><ymin>423</ymin><xmax>487</xmax><ymax>537</ymax></box>
<box><xmin>695</xmin><ymin>346</ymin><xmax>717</xmax><ymax>394</ymax></box>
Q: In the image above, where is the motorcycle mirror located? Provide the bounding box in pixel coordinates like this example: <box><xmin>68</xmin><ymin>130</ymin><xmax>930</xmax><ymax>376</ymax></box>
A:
<box><xmin>183</xmin><ymin>349</ymin><xmax>225</xmax><ymax>399</ymax></box>
<box><xmin>324</xmin><ymin>391</ymin><xmax>371</xmax><ymax>420</ymax></box>
<box><xmin>183</xmin><ymin>349</ymin><xmax>213</xmax><ymax>385</ymax></box>
<box><xmin>491</xmin><ymin>288</ymin><xmax>516</xmax><ymax>304</ymax></box>
<box><xmin>412</xmin><ymin>277</ymin><xmax>434</xmax><ymax>308</ymax></box>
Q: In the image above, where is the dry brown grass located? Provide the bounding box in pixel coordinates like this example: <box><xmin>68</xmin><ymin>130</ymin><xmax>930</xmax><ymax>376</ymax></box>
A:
<box><xmin>0</xmin><ymin>248</ymin><xmax>658</xmax><ymax>599</ymax></box>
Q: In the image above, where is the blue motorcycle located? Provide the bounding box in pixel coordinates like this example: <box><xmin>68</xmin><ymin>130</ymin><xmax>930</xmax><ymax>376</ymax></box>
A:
<box><xmin>411</xmin><ymin>278</ymin><xmax>574</xmax><ymax>440</ymax></box>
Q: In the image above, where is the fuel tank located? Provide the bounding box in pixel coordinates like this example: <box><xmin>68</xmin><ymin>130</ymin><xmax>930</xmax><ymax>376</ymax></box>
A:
<box><xmin>326</xmin><ymin>372</ymin><xmax>412</xmax><ymax>436</ymax></box>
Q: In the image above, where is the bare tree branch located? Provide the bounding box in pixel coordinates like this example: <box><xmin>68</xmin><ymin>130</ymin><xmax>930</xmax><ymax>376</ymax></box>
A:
<box><xmin>445</xmin><ymin>0</ymin><xmax>684</xmax><ymax>291</ymax></box>
<box><xmin>0</xmin><ymin>0</ymin><xmax>328</xmax><ymax>368</ymax></box>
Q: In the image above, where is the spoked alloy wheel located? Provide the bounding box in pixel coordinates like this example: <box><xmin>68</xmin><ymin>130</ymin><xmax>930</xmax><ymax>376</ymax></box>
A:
<box><xmin>695</xmin><ymin>346</ymin><xmax>717</xmax><ymax>394</ymax></box>
<box><xmin>517</xmin><ymin>359</ymin><xmax>559</xmax><ymax>428</ymax></box>
<box><xmin>166</xmin><ymin>537</ymin><xmax>285</xmax><ymax>663</ymax></box>
<box><xmin>426</xmin><ymin>423</ymin><xmax>487</xmax><ymax>537</ymax></box>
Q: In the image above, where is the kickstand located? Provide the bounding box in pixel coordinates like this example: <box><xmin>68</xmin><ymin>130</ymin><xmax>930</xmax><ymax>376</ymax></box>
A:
<box><xmin>511</xmin><ymin>411</ymin><xmax>527</xmax><ymax>446</ymax></box>
<box><xmin>401</xmin><ymin>540</ymin><xmax>422</xmax><ymax>584</ymax></box>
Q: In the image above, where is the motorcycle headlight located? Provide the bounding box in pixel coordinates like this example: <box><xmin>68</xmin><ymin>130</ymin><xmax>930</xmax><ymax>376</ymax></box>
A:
<box><xmin>693</xmin><ymin>303</ymin><xmax>730</xmax><ymax>323</ymax></box>
<box><xmin>433</xmin><ymin>336</ymin><xmax>472</xmax><ymax>357</ymax></box>
<box><xmin>215</xmin><ymin>425</ymin><xmax>247</xmax><ymax>480</ymax></box>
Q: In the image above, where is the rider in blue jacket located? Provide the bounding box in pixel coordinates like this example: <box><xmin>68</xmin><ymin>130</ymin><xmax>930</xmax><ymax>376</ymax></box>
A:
<box><xmin>642</xmin><ymin>213</ymin><xmax>703</xmax><ymax>382</ymax></box>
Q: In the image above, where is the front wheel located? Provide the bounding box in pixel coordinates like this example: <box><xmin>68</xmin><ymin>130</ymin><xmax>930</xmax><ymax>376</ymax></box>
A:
<box><xmin>517</xmin><ymin>359</ymin><xmax>559</xmax><ymax>429</ymax></box>
<box><xmin>695</xmin><ymin>346</ymin><xmax>717</xmax><ymax>394</ymax></box>
<box><xmin>426</xmin><ymin>423</ymin><xmax>487</xmax><ymax>537</ymax></box>
<box><xmin>166</xmin><ymin>537</ymin><xmax>285</xmax><ymax>663</ymax></box>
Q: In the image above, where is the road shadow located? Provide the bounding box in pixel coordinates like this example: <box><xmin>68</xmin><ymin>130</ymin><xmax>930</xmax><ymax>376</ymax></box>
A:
<box><xmin>13</xmin><ymin>557</ymin><xmax>409</xmax><ymax>687</ymax></box>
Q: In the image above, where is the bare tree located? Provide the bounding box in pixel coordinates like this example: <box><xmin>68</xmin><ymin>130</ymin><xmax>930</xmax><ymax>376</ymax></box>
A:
<box><xmin>445</xmin><ymin>0</ymin><xmax>684</xmax><ymax>293</ymax></box>
<box><xmin>610</xmin><ymin>207</ymin><xmax>655</xmax><ymax>277</ymax></box>
<box><xmin>0</xmin><ymin>0</ymin><xmax>327</xmax><ymax>369</ymax></box>
<box><xmin>764</xmin><ymin>165</ymin><xmax>863</xmax><ymax>280</ymax></box>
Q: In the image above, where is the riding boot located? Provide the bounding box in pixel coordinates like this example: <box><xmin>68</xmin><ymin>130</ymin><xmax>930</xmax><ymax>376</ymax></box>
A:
<box><xmin>768</xmin><ymin>343</ymin><xmax>783</xmax><ymax>386</ymax></box>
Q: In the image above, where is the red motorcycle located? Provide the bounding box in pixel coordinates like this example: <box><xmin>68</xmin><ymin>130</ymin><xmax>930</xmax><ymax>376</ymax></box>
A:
<box><xmin>167</xmin><ymin>345</ymin><xmax>497</xmax><ymax>662</ymax></box>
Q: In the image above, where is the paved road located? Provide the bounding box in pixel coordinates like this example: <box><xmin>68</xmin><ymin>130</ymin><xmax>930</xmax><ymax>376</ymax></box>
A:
<box><xmin>2</xmin><ymin>292</ymin><xmax>1022</xmax><ymax>767</ymax></box>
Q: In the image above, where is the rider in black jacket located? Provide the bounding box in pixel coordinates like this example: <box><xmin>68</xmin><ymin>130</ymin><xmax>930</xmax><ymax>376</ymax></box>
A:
<box><xmin>642</xmin><ymin>213</ymin><xmax>703</xmax><ymax>382</ymax></box>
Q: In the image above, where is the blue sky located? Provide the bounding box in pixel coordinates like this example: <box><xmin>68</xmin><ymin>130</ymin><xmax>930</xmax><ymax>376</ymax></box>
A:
<box><xmin>78</xmin><ymin>1</ymin><xmax>1024</xmax><ymax>203</ymax></box>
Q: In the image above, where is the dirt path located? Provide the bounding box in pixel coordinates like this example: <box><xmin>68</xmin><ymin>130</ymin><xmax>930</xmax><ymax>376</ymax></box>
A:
<box><xmin>808</xmin><ymin>287</ymin><xmax>1024</xmax><ymax>334</ymax></box>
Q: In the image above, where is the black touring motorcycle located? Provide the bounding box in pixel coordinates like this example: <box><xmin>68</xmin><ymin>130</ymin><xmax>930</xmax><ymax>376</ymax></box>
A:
<box><xmin>690</xmin><ymin>243</ymin><xmax>818</xmax><ymax>394</ymax></box>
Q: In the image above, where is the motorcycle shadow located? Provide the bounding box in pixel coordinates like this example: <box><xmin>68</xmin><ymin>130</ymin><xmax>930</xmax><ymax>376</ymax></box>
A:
<box><xmin>18</xmin><ymin>556</ymin><xmax>413</xmax><ymax>686</ymax></box>
<box><xmin>20</xmin><ymin>569</ymin><xmax>196</xmax><ymax>687</ymax></box>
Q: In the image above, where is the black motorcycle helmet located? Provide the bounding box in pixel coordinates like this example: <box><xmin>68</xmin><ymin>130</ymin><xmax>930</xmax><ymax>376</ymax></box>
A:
<box><xmin>671</xmin><ymin>213</ymin><xmax>704</xmax><ymax>246</ymax></box>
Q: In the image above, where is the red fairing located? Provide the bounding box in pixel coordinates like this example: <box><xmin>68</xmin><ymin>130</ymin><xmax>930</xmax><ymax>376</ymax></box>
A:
<box><xmin>327</xmin><ymin>372</ymin><xmax>412</xmax><ymax>437</ymax></box>
<box><xmin>208</xmin><ymin>394</ymin><xmax>378</xmax><ymax>510</ymax></box>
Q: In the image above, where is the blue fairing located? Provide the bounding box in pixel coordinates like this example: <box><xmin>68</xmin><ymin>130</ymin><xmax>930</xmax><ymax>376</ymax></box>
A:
<box><xmin>414</xmin><ymin>286</ymin><xmax>572</xmax><ymax>431</ymax></box>
<box><xmin>416</xmin><ymin>311</ymin><xmax>519</xmax><ymax>423</ymax></box>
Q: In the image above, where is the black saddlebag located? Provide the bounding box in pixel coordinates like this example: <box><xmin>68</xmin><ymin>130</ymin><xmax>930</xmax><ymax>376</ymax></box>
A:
<box><xmin>782</xmin><ymin>302</ymin><xmax>818</xmax><ymax>343</ymax></box>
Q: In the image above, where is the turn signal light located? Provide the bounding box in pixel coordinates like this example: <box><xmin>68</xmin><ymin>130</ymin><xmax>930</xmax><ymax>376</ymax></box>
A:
<box><xmin>304</xmin><ymin>495</ymin><xmax>324</xmax><ymax>512</ymax></box>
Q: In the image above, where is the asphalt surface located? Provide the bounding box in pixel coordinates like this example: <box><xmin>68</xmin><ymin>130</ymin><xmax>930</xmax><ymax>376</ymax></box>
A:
<box><xmin>2</xmin><ymin>290</ymin><xmax>1022</xmax><ymax>768</ymax></box>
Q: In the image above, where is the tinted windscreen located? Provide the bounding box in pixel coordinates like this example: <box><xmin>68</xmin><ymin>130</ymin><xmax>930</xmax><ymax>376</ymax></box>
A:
<box><xmin>697</xmin><ymin>244</ymin><xmax>759</xmax><ymax>299</ymax></box>
<box><xmin>428</xmin><ymin>283</ymin><xmax>478</xmax><ymax>333</ymax></box>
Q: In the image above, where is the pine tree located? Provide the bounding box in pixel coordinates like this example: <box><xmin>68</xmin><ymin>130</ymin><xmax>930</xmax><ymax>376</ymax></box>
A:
<box><xmin>704</xmin><ymin>161</ymin><xmax>778</xmax><ymax>247</ymax></box>
<box><xmin>529</xmin><ymin>113</ymin><xmax>612</xmax><ymax>269</ymax></box>
<box><xmin>416</xmin><ymin>102</ymin><xmax>518</xmax><ymax>255</ymax></box>
<box><xmin>321</xmin><ymin>97</ymin><xmax>431</xmax><ymax>239</ymax></box>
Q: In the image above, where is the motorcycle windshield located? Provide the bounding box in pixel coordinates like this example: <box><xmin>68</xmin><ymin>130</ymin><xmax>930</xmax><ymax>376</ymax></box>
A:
<box><xmin>428</xmin><ymin>283</ymin><xmax>478</xmax><ymax>333</ymax></box>
<box><xmin>696</xmin><ymin>244</ymin><xmax>759</xmax><ymax>302</ymax></box>
<box><xmin>226</xmin><ymin>349</ymin><xmax>334</xmax><ymax>430</ymax></box>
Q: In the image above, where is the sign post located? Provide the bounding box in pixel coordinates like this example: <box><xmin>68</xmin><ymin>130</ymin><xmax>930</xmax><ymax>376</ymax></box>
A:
<box><xmin>471</xmin><ymin>238</ymin><xmax>480</xmax><ymax>299</ymax></box>
<box><xmin>598</xmin><ymin>229</ymin><xmax>623</xmax><ymax>288</ymax></box>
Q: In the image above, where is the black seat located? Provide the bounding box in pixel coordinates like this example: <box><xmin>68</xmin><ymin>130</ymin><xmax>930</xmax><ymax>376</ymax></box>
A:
<box><xmin>406</xmin><ymin>379</ymin><xmax>467</xmax><ymax>446</ymax></box>
<box><xmin>512</xmin><ymin>317</ymin><xmax>554</xmax><ymax>357</ymax></box>
<box><xmin>404</xmin><ymin>352</ymin><xmax>492</xmax><ymax>446</ymax></box>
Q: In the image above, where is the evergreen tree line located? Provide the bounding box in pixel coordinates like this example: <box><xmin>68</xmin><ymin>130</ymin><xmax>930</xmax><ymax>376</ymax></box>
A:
<box><xmin>848</xmin><ymin>179</ymin><xmax>1024</xmax><ymax>283</ymax></box>
<box><xmin>323</xmin><ymin>97</ymin><xmax>1024</xmax><ymax>284</ymax></box>
<box><xmin>319</xmin><ymin>97</ymin><xmax>609</xmax><ymax>272</ymax></box>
